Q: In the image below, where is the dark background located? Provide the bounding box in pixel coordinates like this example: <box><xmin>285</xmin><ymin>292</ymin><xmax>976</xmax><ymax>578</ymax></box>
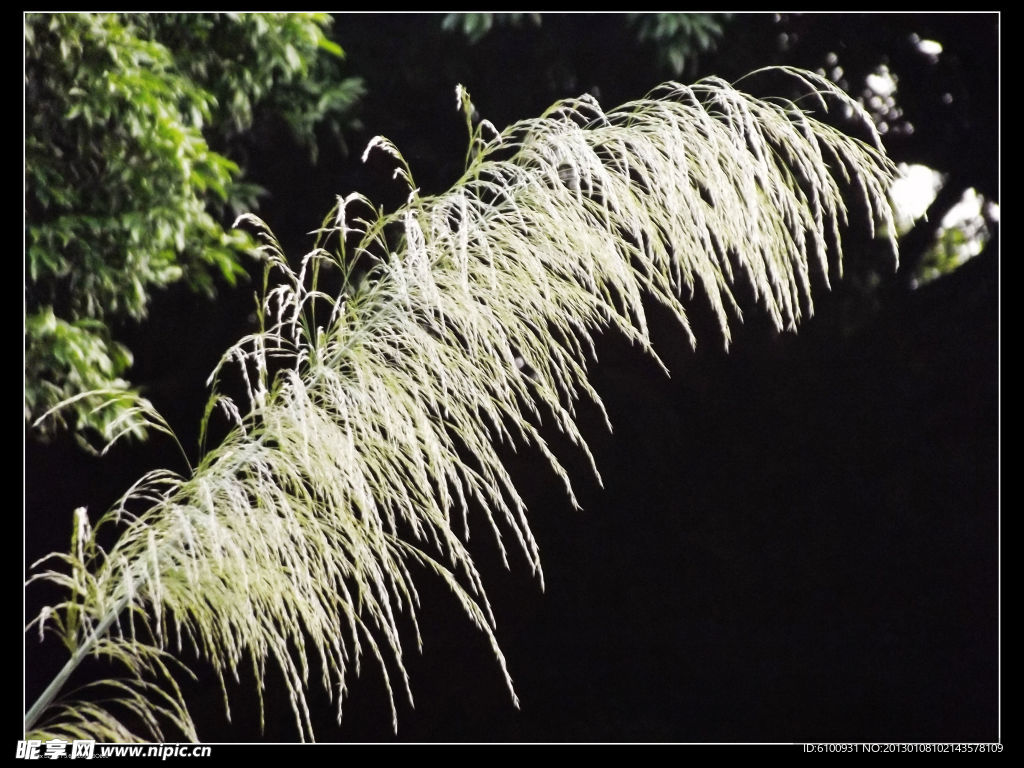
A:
<box><xmin>25</xmin><ymin>13</ymin><xmax>999</xmax><ymax>743</ymax></box>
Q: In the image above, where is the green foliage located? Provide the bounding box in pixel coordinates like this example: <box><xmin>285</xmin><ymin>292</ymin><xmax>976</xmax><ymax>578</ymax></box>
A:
<box><xmin>24</xmin><ymin>310</ymin><xmax>142</xmax><ymax>451</ymax></box>
<box><xmin>134</xmin><ymin>13</ymin><xmax>363</xmax><ymax>158</ymax></box>
<box><xmin>914</xmin><ymin>195</ymin><xmax>995</xmax><ymax>287</ymax></box>
<box><xmin>25</xmin><ymin>13</ymin><xmax>363</xmax><ymax>444</ymax></box>
<box><xmin>441</xmin><ymin>13</ymin><xmax>727</xmax><ymax>77</ymax></box>
<box><xmin>26</xmin><ymin>70</ymin><xmax>896</xmax><ymax>742</ymax></box>
<box><xmin>441</xmin><ymin>13</ymin><xmax>542</xmax><ymax>45</ymax></box>
<box><xmin>628</xmin><ymin>13</ymin><xmax>729</xmax><ymax>76</ymax></box>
